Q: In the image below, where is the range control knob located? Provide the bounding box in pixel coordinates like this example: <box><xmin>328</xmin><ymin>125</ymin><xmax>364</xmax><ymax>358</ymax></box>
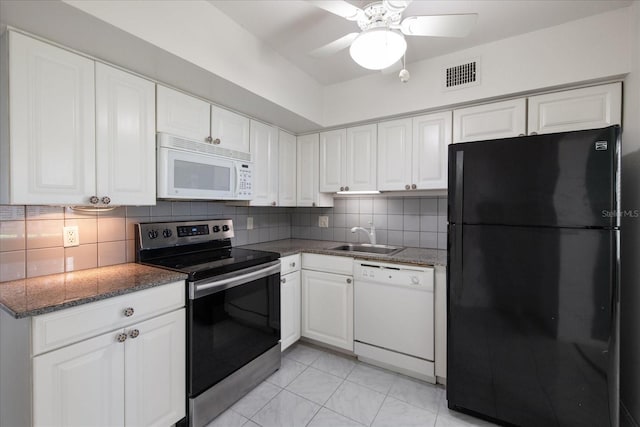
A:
<box><xmin>212</xmin><ymin>225</ymin><xmax>221</xmax><ymax>233</ymax></box>
<box><xmin>148</xmin><ymin>229</ymin><xmax>159</xmax><ymax>239</ymax></box>
<box><xmin>162</xmin><ymin>229</ymin><xmax>173</xmax><ymax>238</ymax></box>
<box><xmin>410</xmin><ymin>276</ymin><xmax>420</xmax><ymax>285</ymax></box>
<box><xmin>222</xmin><ymin>225</ymin><xmax>230</xmax><ymax>232</ymax></box>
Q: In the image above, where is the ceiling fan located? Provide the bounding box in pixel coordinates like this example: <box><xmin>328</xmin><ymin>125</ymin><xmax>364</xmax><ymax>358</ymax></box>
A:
<box><xmin>309</xmin><ymin>0</ymin><xmax>478</xmax><ymax>72</ymax></box>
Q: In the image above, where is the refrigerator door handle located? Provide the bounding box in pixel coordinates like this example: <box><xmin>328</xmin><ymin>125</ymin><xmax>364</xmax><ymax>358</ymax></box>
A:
<box><xmin>455</xmin><ymin>151</ymin><xmax>464</xmax><ymax>225</ymax></box>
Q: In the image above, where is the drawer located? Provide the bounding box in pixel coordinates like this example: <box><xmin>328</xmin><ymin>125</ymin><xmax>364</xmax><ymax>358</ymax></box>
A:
<box><xmin>302</xmin><ymin>253</ymin><xmax>353</xmax><ymax>276</ymax></box>
<box><xmin>280</xmin><ymin>254</ymin><xmax>301</xmax><ymax>275</ymax></box>
<box><xmin>32</xmin><ymin>281</ymin><xmax>184</xmax><ymax>355</ymax></box>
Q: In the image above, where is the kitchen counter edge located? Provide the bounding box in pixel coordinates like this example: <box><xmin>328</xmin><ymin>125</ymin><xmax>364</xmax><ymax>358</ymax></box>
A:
<box><xmin>0</xmin><ymin>263</ymin><xmax>187</xmax><ymax>319</ymax></box>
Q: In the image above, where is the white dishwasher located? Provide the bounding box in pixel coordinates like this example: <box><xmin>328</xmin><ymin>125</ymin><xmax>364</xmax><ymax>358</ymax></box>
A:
<box><xmin>354</xmin><ymin>260</ymin><xmax>435</xmax><ymax>382</ymax></box>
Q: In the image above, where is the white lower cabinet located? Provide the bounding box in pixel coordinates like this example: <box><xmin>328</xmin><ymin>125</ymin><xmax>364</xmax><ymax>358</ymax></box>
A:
<box><xmin>300</xmin><ymin>254</ymin><xmax>353</xmax><ymax>351</ymax></box>
<box><xmin>0</xmin><ymin>282</ymin><xmax>186</xmax><ymax>427</ymax></box>
<box><xmin>280</xmin><ymin>254</ymin><xmax>301</xmax><ymax>351</ymax></box>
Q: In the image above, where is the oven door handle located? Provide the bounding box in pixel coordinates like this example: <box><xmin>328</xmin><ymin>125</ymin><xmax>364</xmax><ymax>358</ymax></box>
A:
<box><xmin>190</xmin><ymin>261</ymin><xmax>281</xmax><ymax>299</ymax></box>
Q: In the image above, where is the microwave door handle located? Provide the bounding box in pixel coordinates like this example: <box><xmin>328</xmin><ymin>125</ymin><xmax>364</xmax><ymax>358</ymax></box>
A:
<box><xmin>235</xmin><ymin>164</ymin><xmax>240</xmax><ymax>197</ymax></box>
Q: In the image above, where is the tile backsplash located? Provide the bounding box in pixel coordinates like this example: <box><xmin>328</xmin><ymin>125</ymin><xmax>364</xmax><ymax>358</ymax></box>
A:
<box><xmin>291</xmin><ymin>196</ymin><xmax>448</xmax><ymax>249</ymax></box>
<box><xmin>0</xmin><ymin>196</ymin><xmax>448</xmax><ymax>282</ymax></box>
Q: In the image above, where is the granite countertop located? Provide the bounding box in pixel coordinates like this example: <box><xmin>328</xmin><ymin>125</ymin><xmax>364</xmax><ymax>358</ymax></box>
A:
<box><xmin>0</xmin><ymin>264</ymin><xmax>187</xmax><ymax>319</ymax></box>
<box><xmin>240</xmin><ymin>239</ymin><xmax>447</xmax><ymax>267</ymax></box>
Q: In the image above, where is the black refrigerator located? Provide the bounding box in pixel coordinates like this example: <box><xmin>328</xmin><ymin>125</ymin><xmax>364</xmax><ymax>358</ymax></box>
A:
<box><xmin>447</xmin><ymin>126</ymin><xmax>620</xmax><ymax>427</ymax></box>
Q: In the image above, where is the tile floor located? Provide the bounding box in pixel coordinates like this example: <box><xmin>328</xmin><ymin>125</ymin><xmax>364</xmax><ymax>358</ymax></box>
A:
<box><xmin>206</xmin><ymin>342</ymin><xmax>498</xmax><ymax>427</ymax></box>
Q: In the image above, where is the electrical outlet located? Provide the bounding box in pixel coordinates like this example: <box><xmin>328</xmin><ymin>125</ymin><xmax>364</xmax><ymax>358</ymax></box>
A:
<box><xmin>319</xmin><ymin>216</ymin><xmax>329</xmax><ymax>228</ymax></box>
<box><xmin>63</xmin><ymin>226</ymin><xmax>80</xmax><ymax>247</ymax></box>
<box><xmin>247</xmin><ymin>217</ymin><xmax>254</xmax><ymax>230</ymax></box>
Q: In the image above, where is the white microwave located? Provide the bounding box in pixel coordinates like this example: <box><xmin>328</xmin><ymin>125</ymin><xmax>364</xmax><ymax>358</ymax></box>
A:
<box><xmin>156</xmin><ymin>133</ymin><xmax>253</xmax><ymax>200</ymax></box>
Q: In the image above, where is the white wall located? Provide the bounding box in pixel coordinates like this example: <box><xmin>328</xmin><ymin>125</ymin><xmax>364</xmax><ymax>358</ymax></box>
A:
<box><xmin>322</xmin><ymin>7</ymin><xmax>632</xmax><ymax>127</ymax></box>
<box><xmin>621</xmin><ymin>1</ymin><xmax>640</xmax><ymax>425</ymax></box>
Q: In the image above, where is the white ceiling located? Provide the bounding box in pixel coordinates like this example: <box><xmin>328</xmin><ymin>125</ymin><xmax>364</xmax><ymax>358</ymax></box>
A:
<box><xmin>209</xmin><ymin>0</ymin><xmax>633</xmax><ymax>85</ymax></box>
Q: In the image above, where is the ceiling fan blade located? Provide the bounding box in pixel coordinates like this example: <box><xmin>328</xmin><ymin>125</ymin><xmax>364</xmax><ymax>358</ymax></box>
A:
<box><xmin>400</xmin><ymin>14</ymin><xmax>478</xmax><ymax>37</ymax></box>
<box><xmin>381</xmin><ymin>60</ymin><xmax>403</xmax><ymax>75</ymax></box>
<box><xmin>383</xmin><ymin>0</ymin><xmax>413</xmax><ymax>14</ymax></box>
<box><xmin>309</xmin><ymin>33</ymin><xmax>359</xmax><ymax>58</ymax></box>
<box><xmin>308</xmin><ymin>0</ymin><xmax>364</xmax><ymax>21</ymax></box>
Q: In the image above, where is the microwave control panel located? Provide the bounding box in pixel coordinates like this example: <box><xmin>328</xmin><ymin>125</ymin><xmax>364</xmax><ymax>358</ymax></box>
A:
<box><xmin>237</xmin><ymin>162</ymin><xmax>253</xmax><ymax>200</ymax></box>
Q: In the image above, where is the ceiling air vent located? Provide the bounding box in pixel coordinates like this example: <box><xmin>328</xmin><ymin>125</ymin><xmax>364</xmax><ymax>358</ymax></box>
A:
<box><xmin>444</xmin><ymin>59</ymin><xmax>480</xmax><ymax>90</ymax></box>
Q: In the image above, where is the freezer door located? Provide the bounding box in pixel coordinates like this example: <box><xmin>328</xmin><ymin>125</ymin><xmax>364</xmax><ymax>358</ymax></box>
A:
<box><xmin>448</xmin><ymin>126</ymin><xmax>619</xmax><ymax>228</ymax></box>
<box><xmin>447</xmin><ymin>224</ymin><xmax>618</xmax><ymax>427</ymax></box>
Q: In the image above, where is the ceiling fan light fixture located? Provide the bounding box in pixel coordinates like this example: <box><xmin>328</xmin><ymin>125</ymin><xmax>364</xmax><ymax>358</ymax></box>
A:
<box><xmin>349</xmin><ymin>28</ymin><xmax>407</xmax><ymax>70</ymax></box>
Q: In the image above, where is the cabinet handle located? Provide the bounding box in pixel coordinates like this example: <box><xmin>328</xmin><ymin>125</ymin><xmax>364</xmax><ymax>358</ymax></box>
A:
<box><xmin>281</xmin><ymin>278</ymin><xmax>286</xmax><ymax>284</ymax></box>
<box><xmin>340</xmin><ymin>186</ymin><xmax>345</xmax><ymax>191</ymax></box>
<box><xmin>312</xmin><ymin>202</ymin><xmax>316</xmax><ymax>207</ymax></box>
<box><xmin>411</xmin><ymin>184</ymin><xmax>417</xmax><ymax>190</ymax></box>
<box><xmin>116</xmin><ymin>333</ymin><xmax>127</xmax><ymax>343</ymax></box>
<box><xmin>128</xmin><ymin>329</ymin><xmax>140</xmax><ymax>339</ymax></box>
<box><xmin>530</xmin><ymin>132</ymin><xmax>538</xmax><ymax>136</ymax></box>
<box><xmin>123</xmin><ymin>307</ymin><xmax>135</xmax><ymax>317</ymax></box>
<box><xmin>405</xmin><ymin>184</ymin><xmax>410</xmax><ymax>190</ymax></box>
<box><xmin>101</xmin><ymin>196</ymin><xmax>111</xmax><ymax>205</ymax></box>
<box><xmin>272</xmin><ymin>201</ymin><xmax>276</xmax><ymax>206</ymax></box>
<box><xmin>213</xmin><ymin>138</ymin><xmax>221</xmax><ymax>145</ymax></box>
<box><xmin>346</xmin><ymin>278</ymin><xmax>352</xmax><ymax>284</ymax></box>
<box><xmin>205</xmin><ymin>136</ymin><xmax>213</xmax><ymax>143</ymax></box>
<box><xmin>518</xmin><ymin>133</ymin><xmax>525</xmax><ymax>137</ymax></box>
<box><xmin>290</xmin><ymin>262</ymin><xmax>296</xmax><ymax>268</ymax></box>
<box><xmin>89</xmin><ymin>196</ymin><xmax>99</xmax><ymax>204</ymax></box>
<box><xmin>345</xmin><ymin>186</ymin><xmax>350</xmax><ymax>191</ymax></box>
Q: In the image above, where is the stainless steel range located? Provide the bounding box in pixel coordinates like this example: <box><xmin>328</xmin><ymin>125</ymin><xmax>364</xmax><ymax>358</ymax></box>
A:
<box><xmin>135</xmin><ymin>219</ymin><xmax>281</xmax><ymax>427</ymax></box>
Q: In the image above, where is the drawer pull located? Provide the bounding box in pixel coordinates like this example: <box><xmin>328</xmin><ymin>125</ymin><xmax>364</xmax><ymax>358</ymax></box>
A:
<box><xmin>116</xmin><ymin>333</ymin><xmax>127</xmax><ymax>343</ymax></box>
<box><xmin>129</xmin><ymin>329</ymin><xmax>140</xmax><ymax>339</ymax></box>
<box><xmin>346</xmin><ymin>278</ymin><xmax>352</xmax><ymax>284</ymax></box>
<box><xmin>290</xmin><ymin>262</ymin><xmax>296</xmax><ymax>268</ymax></box>
<box><xmin>123</xmin><ymin>307</ymin><xmax>135</xmax><ymax>317</ymax></box>
<box><xmin>281</xmin><ymin>278</ymin><xmax>286</xmax><ymax>284</ymax></box>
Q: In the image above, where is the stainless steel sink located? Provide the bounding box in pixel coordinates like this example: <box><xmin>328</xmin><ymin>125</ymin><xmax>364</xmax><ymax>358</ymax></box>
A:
<box><xmin>328</xmin><ymin>243</ymin><xmax>403</xmax><ymax>255</ymax></box>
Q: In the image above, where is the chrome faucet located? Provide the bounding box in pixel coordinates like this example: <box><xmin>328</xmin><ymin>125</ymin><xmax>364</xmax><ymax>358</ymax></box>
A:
<box><xmin>351</xmin><ymin>221</ymin><xmax>376</xmax><ymax>245</ymax></box>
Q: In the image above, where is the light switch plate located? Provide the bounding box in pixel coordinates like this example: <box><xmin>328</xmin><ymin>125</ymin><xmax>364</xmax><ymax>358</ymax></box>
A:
<box><xmin>319</xmin><ymin>216</ymin><xmax>329</xmax><ymax>228</ymax></box>
<box><xmin>63</xmin><ymin>226</ymin><xmax>80</xmax><ymax>247</ymax></box>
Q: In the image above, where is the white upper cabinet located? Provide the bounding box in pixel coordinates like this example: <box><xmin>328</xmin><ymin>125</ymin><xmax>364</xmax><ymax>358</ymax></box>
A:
<box><xmin>156</xmin><ymin>85</ymin><xmax>210</xmax><ymax>143</ymax></box>
<box><xmin>95</xmin><ymin>63</ymin><xmax>156</xmax><ymax>206</ymax></box>
<box><xmin>377</xmin><ymin>118</ymin><xmax>413</xmax><ymax>191</ymax></box>
<box><xmin>250</xmin><ymin>120</ymin><xmax>279</xmax><ymax>206</ymax></box>
<box><xmin>319</xmin><ymin>129</ymin><xmax>346</xmax><ymax>192</ymax></box>
<box><xmin>210</xmin><ymin>104</ymin><xmax>250</xmax><ymax>153</ymax></box>
<box><xmin>378</xmin><ymin>113</ymin><xmax>451</xmax><ymax>191</ymax></box>
<box><xmin>320</xmin><ymin>125</ymin><xmax>377</xmax><ymax>192</ymax></box>
<box><xmin>297</xmin><ymin>134</ymin><xmax>333</xmax><ymax>207</ymax></box>
<box><xmin>4</xmin><ymin>31</ymin><xmax>96</xmax><ymax>205</ymax></box>
<box><xmin>278</xmin><ymin>130</ymin><xmax>297</xmax><ymax>207</ymax></box>
<box><xmin>527</xmin><ymin>82</ymin><xmax>622</xmax><ymax>135</ymax></box>
<box><xmin>453</xmin><ymin>98</ymin><xmax>527</xmax><ymax>143</ymax></box>
<box><xmin>345</xmin><ymin>124</ymin><xmax>377</xmax><ymax>191</ymax></box>
<box><xmin>412</xmin><ymin>112</ymin><xmax>452</xmax><ymax>190</ymax></box>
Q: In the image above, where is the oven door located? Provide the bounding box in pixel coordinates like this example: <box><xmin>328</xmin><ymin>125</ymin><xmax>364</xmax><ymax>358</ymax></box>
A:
<box><xmin>187</xmin><ymin>261</ymin><xmax>281</xmax><ymax>398</ymax></box>
<box><xmin>157</xmin><ymin>146</ymin><xmax>237</xmax><ymax>200</ymax></box>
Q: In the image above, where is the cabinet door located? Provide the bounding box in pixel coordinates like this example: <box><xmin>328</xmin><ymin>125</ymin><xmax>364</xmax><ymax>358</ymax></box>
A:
<box><xmin>210</xmin><ymin>104</ymin><xmax>250</xmax><ymax>153</ymax></box>
<box><xmin>281</xmin><ymin>271</ymin><xmax>301</xmax><ymax>351</ymax></box>
<box><xmin>95</xmin><ymin>63</ymin><xmax>156</xmax><ymax>206</ymax></box>
<box><xmin>33</xmin><ymin>331</ymin><xmax>125</xmax><ymax>427</ymax></box>
<box><xmin>297</xmin><ymin>134</ymin><xmax>333</xmax><ymax>207</ymax></box>
<box><xmin>319</xmin><ymin>129</ymin><xmax>347</xmax><ymax>192</ymax></box>
<box><xmin>301</xmin><ymin>270</ymin><xmax>353</xmax><ymax>351</ymax></box>
<box><xmin>345</xmin><ymin>124</ymin><xmax>377</xmax><ymax>191</ymax></box>
<box><xmin>125</xmin><ymin>309</ymin><xmax>186</xmax><ymax>427</ymax></box>
<box><xmin>156</xmin><ymin>85</ymin><xmax>210</xmax><ymax>142</ymax></box>
<box><xmin>377</xmin><ymin>118</ymin><xmax>413</xmax><ymax>191</ymax></box>
<box><xmin>8</xmin><ymin>32</ymin><xmax>95</xmax><ymax>205</ymax></box>
<box><xmin>528</xmin><ymin>83</ymin><xmax>622</xmax><ymax>135</ymax></box>
<box><xmin>453</xmin><ymin>98</ymin><xmax>526</xmax><ymax>143</ymax></box>
<box><xmin>412</xmin><ymin>111</ymin><xmax>452</xmax><ymax>190</ymax></box>
<box><xmin>250</xmin><ymin>120</ymin><xmax>279</xmax><ymax>206</ymax></box>
<box><xmin>278</xmin><ymin>130</ymin><xmax>297</xmax><ymax>207</ymax></box>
